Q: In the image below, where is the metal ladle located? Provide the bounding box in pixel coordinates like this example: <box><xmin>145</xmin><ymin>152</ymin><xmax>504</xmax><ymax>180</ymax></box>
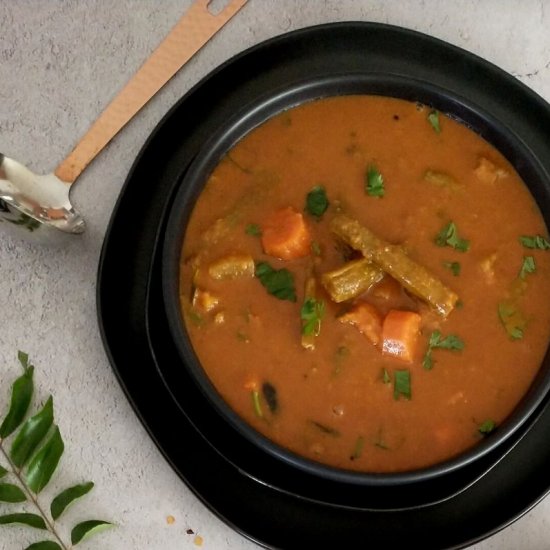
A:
<box><xmin>0</xmin><ymin>0</ymin><xmax>247</xmax><ymax>239</ymax></box>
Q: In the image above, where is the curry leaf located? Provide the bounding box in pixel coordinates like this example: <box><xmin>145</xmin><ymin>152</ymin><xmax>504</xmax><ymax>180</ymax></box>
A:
<box><xmin>0</xmin><ymin>365</ymin><xmax>34</xmax><ymax>438</ymax></box>
<box><xmin>0</xmin><ymin>483</ymin><xmax>27</xmax><ymax>502</ymax></box>
<box><xmin>50</xmin><ymin>481</ymin><xmax>94</xmax><ymax>520</ymax></box>
<box><xmin>71</xmin><ymin>520</ymin><xmax>112</xmax><ymax>545</ymax></box>
<box><xmin>25</xmin><ymin>426</ymin><xmax>64</xmax><ymax>493</ymax></box>
<box><xmin>0</xmin><ymin>513</ymin><xmax>46</xmax><ymax>529</ymax></box>
<box><xmin>0</xmin><ymin>465</ymin><xmax>7</xmax><ymax>479</ymax></box>
<box><xmin>26</xmin><ymin>542</ymin><xmax>63</xmax><ymax>550</ymax></box>
<box><xmin>11</xmin><ymin>396</ymin><xmax>54</xmax><ymax>468</ymax></box>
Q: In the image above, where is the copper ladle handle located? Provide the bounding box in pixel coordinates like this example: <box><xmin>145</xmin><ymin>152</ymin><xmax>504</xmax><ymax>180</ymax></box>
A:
<box><xmin>54</xmin><ymin>0</ymin><xmax>247</xmax><ymax>184</ymax></box>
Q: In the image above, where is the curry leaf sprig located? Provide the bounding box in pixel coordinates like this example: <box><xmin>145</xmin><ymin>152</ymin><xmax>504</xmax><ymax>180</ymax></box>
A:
<box><xmin>0</xmin><ymin>352</ymin><xmax>111</xmax><ymax>549</ymax></box>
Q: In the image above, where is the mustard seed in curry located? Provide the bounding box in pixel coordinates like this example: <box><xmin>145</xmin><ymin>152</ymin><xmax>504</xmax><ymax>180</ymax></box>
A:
<box><xmin>180</xmin><ymin>95</ymin><xmax>550</xmax><ymax>473</ymax></box>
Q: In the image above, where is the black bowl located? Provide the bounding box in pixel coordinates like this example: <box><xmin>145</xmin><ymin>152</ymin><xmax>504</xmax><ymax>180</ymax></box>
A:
<box><xmin>162</xmin><ymin>26</ymin><xmax>550</xmax><ymax>489</ymax></box>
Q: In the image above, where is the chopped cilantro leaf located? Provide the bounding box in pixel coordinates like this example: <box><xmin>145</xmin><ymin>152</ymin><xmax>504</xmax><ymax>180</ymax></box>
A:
<box><xmin>498</xmin><ymin>301</ymin><xmax>526</xmax><ymax>340</ymax></box>
<box><xmin>427</xmin><ymin>110</ymin><xmax>441</xmax><ymax>133</ymax></box>
<box><xmin>300</xmin><ymin>297</ymin><xmax>325</xmax><ymax>336</ymax></box>
<box><xmin>245</xmin><ymin>223</ymin><xmax>262</xmax><ymax>237</ymax></box>
<box><xmin>519</xmin><ymin>235</ymin><xmax>550</xmax><ymax>250</ymax></box>
<box><xmin>435</xmin><ymin>221</ymin><xmax>470</xmax><ymax>252</ymax></box>
<box><xmin>393</xmin><ymin>369</ymin><xmax>411</xmax><ymax>400</ymax></box>
<box><xmin>305</xmin><ymin>186</ymin><xmax>329</xmax><ymax>220</ymax></box>
<box><xmin>519</xmin><ymin>255</ymin><xmax>536</xmax><ymax>279</ymax></box>
<box><xmin>311</xmin><ymin>241</ymin><xmax>322</xmax><ymax>256</ymax></box>
<box><xmin>443</xmin><ymin>260</ymin><xmax>461</xmax><ymax>276</ymax></box>
<box><xmin>478</xmin><ymin>419</ymin><xmax>496</xmax><ymax>435</ymax></box>
<box><xmin>255</xmin><ymin>262</ymin><xmax>296</xmax><ymax>302</ymax></box>
<box><xmin>423</xmin><ymin>330</ymin><xmax>464</xmax><ymax>370</ymax></box>
<box><xmin>365</xmin><ymin>165</ymin><xmax>385</xmax><ymax>197</ymax></box>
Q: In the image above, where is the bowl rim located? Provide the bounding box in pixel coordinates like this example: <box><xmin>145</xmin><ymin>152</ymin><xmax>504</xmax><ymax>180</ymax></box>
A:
<box><xmin>162</xmin><ymin>72</ymin><xmax>550</xmax><ymax>487</ymax></box>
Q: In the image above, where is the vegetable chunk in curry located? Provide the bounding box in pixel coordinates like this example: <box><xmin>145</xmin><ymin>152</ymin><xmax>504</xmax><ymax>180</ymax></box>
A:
<box><xmin>180</xmin><ymin>96</ymin><xmax>550</xmax><ymax>473</ymax></box>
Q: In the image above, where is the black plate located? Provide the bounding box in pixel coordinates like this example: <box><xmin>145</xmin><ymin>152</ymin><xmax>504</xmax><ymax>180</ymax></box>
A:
<box><xmin>98</xmin><ymin>23</ymin><xmax>550</xmax><ymax>548</ymax></box>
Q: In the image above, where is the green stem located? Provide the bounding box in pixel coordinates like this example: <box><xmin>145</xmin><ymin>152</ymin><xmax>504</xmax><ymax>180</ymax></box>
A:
<box><xmin>0</xmin><ymin>439</ymin><xmax>69</xmax><ymax>549</ymax></box>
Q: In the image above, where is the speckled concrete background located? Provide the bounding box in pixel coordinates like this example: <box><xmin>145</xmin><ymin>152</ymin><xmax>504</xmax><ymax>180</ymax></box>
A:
<box><xmin>0</xmin><ymin>1</ymin><xmax>549</xmax><ymax>549</ymax></box>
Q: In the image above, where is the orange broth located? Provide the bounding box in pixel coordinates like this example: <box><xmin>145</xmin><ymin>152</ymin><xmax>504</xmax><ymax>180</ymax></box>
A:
<box><xmin>179</xmin><ymin>96</ymin><xmax>550</xmax><ymax>473</ymax></box>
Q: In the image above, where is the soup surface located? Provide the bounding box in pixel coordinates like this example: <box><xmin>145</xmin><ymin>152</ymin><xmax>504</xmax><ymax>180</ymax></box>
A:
<box><xmin>179</xmin><ymin>95</ymin><xmax>550</xmax><ymax>473</ymax></box>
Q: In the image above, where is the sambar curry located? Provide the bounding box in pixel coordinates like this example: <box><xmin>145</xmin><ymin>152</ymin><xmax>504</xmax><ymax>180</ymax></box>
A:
<box><xmin>179</xmin><ymin>96</ymin><xmax>550</xmax><ymax>473</ymax></box>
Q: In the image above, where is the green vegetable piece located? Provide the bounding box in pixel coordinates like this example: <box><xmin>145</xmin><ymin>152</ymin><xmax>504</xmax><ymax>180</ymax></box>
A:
<box><xmin>443</xmin><ymin>261</ymin><xmax>461</xmax><ymax>276</ymax></box>
<box><xmin>305</xmin><ymin>186</ymin><xmax>329</xmax><ymax>219</ymax></box>
<box><xmin>255</xmin><ymin>262</ymin><xmax>296</xmax><ymax>302</ymax></box>
<box><xmin>25</xmin><ymin>426</ymin><xmax>64</xmax><ymax>493</ymax></box>
<box><xmin>498</xmin><ymin>301</ymin><xmax>526</xmax><ymax>340</ymax></box>
<box><xmin>394</xmin><ymin>369</ymin><xmax>411</xmax><ymax>400</ymax></box>
<box><xmin>519</xmin><ymin>256</ymin><xmax>536</xmax><ymax>279</ymax></box>
<box><xmin>435</xmin><ymin>221</ymin><xmax>470</xmax><ymax>252</ymax></box>
<box><xmin>10</xmin><ymin>396</ymin><xmax>54</xmax><ymax>468</ymax></box>
<box><xmin>245</xmin><ymin>223</ymin><xmax>262</xmax><ymax>237</ymax></box>
<box><xmin>0</xmin><ymin>513</ymin><xmax>46</xmax><ymax>529</ymax></box>
<box><xmin>478</xmin><ymin>419</ymin><xmax>496</xmax><ymax>435</ymax></box>
<box><xmin>50</xmin><ymin>481</ymin><xmax>94</xmax><ymax>521</ymax></box>
<box><xmin>251</xmin><ymin>390</ymin><xmax>263</xmax><ymax>418</ymax></box>
<box><xmin>261</xmin><ymin>383</ymin><xmax>278</xmax><ymax>414</ymax></box>
<box><xmin>0</xmin><ymin>483</ymin><xmax>27</xmax><ymax>503</ymax></box>
<box><xmin>321</xmin><ymin>258</ymin><xmax>384</xmax><ymax>303</ymax></box>
<box><xmin>331</xmin><ymin>215</ymin><xmax>459</xmax><ymax>317</ymax></box>
<box><xmin>0</xmin><ymin>365</ymin><xmax>34</xmax><ymax>439</ymax></box>
<box><xmin>18</xmin><ymin>351</ymin><xmax>30</xmax><ymax>369</ymax></box>
<box><xmin>71</xmin><ymin>520</ymin><xmax>112</xmax><ymax>545</ymax></box>
<box><xmin>519</xmin><ymin>235</ymin><xmax>550</xmax><ymax>250</ymax></box>
<box><xmin>301</xmin><ymin>297</ymin><xmax>325</xmax><ymax>337</ymax></box>
<box><xmin>382</xmin><ymin>368</ymin><xmax>391</xmax><ymax>384</ymax></box>
<box><xmin>365</xmin><ymin>165</ymin><xmax>385</xmax><ymax>197</ymax></box>
<box><xmin>0</xmin><ymin>465</ymin><xmax>7</xmax><ymax>479</ymax></box>
<box><xmin>26</xmin><ymin>542</ymin><xmax>63</xmax><ymax>550</ymax></box>
<box><xmin>427</xmin><ymin>110</ymin><xmax>441</xmax><ymax>133</ymax></box>
<box><xmin>208</xmin><ymin>254</ymin><xmax>255</xmax><ymax>280</ymax></box>
<box><xmin>351</xmin><ymin>436</ymin><xmax>365</xmax><ymax>460</ymax></box>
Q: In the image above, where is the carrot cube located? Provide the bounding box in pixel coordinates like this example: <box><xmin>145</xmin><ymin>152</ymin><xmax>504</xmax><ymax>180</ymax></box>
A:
<box><xmin>339</xmin><ymin>302</ymin><xmax>383</xmax><ymax>346</ymax></box>
<box><xmin>381</xmin><ymin>310</ymin><xmax>421</xmax><ymax>362</ymax></box>
<box><xmin>261</xmin><ymin>207</ymin><xmax>312</xmax><ymax>260</ymax></box>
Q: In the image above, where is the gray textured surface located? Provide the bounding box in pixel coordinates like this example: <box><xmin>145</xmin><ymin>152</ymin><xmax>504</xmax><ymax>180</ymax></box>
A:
<box><xmin>1</xmin><ymin>1</ymin><xmax>550</xmax><ymax>549</ymax></box>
